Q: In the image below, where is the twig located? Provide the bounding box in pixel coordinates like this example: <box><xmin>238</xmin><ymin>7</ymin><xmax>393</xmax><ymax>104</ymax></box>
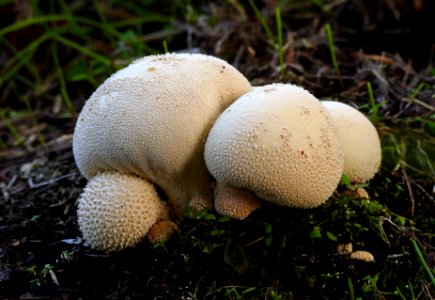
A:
<box><xmin>401</xmin><ymin>168</ymin><xmax>415</xmax><ymax>217</ymax></box>
<box><xmin>420</xmin><ymin>281</ymin><xmax>434</xmax><ymax>300</ymax></box>
<box><xmin>0</xmin><ymin>134</ymin><xmax>72</xmax><ymax>162</ymax></box>
<box><xmin>401</xmin><ymin>97</ymin><xmax>435</xmax><ymax>111</ymax></box>
<box><xmin>28</xmin><ymin>172</ymin><xmax>76</xmax><ymax>189</ymax></box>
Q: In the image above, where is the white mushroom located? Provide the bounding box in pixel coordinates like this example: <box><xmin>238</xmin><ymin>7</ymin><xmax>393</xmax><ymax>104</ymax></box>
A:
<box><xmin>337</xmin><ymin>242</ymin><xmax>353</xmax><ymax>255</ymax></box>
<box><xmin>74</xmin><ymin>53</ymin><xmax>252</xmax><ymax>250</ymax></box>
<box><xmin>350</xmin><ymin>250</ymin><xmax>375</xmax><ymax>262</ymax></box>
<box><xmin>74</xmin><ymin>53</ymin><xmax>252</xmax><ymax>215</ymax></box>
<box><xmin>204</xmin><ymin>83</ymin><xmax>344</xmax><ymax>219</ymax></box>
<box><xmin>77</xmin><ymin>172</ymin><xmax>169</xmax><ymax>252</ymax></box>
<box><xmin>321</xmin><ymin>101</ymin><xmax>382</xmax><ymax>183</ymax></box>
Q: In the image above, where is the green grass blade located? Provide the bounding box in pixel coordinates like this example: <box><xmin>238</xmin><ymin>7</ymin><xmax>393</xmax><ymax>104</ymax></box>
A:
<box><xmin>325</xmin><ymin>23</ymin><xmax>343</xmax><ymax>89</ymax></box>
<box><xmin>51</xmin><ymin>43</ymin><xmax>77</xmax><ymax>120</ymax></box>
<box><xmin>248</xmin><ymin>0</ymin><xmax>275</xmax><ymax>45</ymax></box>
<box><xmin>407</xmin><ymin>280</ymin><xmax>416</xmax><ymax>299</ymax></box>
<box><xmin>367</xmin><ymin>81</ymin><xmax>379</xmax><ymax>123</ymax></box>
<box><xmin>347</xmin><ymin>277</ymin><xmax>355</xmax><ymax>300</ymax></box>
<box><xmin>0</xmin><ymin>32</ymin><xmax>52</xmax><ymax>86</ymax></box>
<box><xmin>90</xmin><ymin>0</ymin><xmax>117</xmax><ymax>45</ymax></box>
<box><xmin>50</xmin><ymin>33</ymin><xmax>111</xmax><ymax>66</ymax></box>
<box><xmin>411</xmin><ymin>240</ymin><xmax>435</xmax><ymax>286</ymax></box>
<box><xmin>0</xmin><ymin>14</ymin><xmax>120</xmax><ymax>38</ymax></box>
<box><xmin>275</xmin><ymin>6</ymin><xmax>284</xmax><ymax>77</ymax></box>
<box><xmin>110</xmin><ymin>16</ymin><xmax>173</xmax><ymax>28</ymax></box>
<box><xmin>22</xmin><ymin>98</ymin><xmax>45</xmax><ymax>146</ymax></box>
<box><xmin>163</xmin><ymin>40</ymin><xmax>169</xmax><ymax>53</ymax></box>
<box><xmin>0</xmin><ymin>15</ymin><xmax>67</xmax><ymax>36</ymax></box>
<box><xmin>0</xmin><ymin>108</ymin><xmax>26</xmax><ymax>148</ymax></box>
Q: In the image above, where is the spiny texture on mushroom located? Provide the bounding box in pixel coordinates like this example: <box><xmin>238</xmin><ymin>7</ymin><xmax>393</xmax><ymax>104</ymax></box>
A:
<box><xmin>321</xmin><ymin>101</ymin><xmax>381</xmax><ymax>183</ymax></box>
<box><xmin>205</xmin><ymin>83</ymin><xmax>344</xmax><ymax>217</ymax></box>
<box><xmin>77</xmin><ymin>172</ymin><xmax>168</xmax><ymax>252</ymax></box>
<box><xmin>73</xmin><ymin>53</ymin><xmax>252</xmax><ymax>216</ymax></box>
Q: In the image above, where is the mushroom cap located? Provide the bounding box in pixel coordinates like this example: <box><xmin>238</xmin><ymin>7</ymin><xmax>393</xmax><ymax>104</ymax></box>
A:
<box><xmin>77</xmin><ymin>172</ymin><xmax>168</xmax><ymax>252</ymax></box>
<box><xmin>350</xmin><ymin>250</ymin><xmax>375</xmax><ymax>262</ymax></box>
<box><xmin>321</xmin><ymin>101</ymin><xmax>381</xmax><ymax>183</ymax></box>
<box><xmin>204</xmin><ymin>83</ymin><xmax>344</xmax><ymax>209</ymax></box>
<box><xmin>73</xmin><ymin>53</ymin><xmax>252</xmax><ymax>215</ymax></box>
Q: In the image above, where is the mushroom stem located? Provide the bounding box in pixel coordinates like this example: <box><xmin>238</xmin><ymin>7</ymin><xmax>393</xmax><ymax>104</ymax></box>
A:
<box><xmin>214</xmin><ymin>184</ymin><xmax>262</xmax><ymax>220</ymax></box>
<box><xmin>186</xmin><ymin>195</ymin><xmax>214</xmax><ymax>217</ymax></box>
<box><xmin>147</xmin><ymin>220</ymin><xmax>178</xmax><ymax>244</ymax></box>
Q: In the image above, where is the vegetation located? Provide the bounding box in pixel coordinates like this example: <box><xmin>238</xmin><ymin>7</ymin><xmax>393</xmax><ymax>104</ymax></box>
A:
<box><xmin>0</xmin><ymin>0</ymin><xmax>434</xmax><ymax>299</ymax></box>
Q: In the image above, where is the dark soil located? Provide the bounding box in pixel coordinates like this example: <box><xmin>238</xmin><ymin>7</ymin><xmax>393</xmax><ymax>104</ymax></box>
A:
<box><xmin>1</xmin><ymin>1</ymin><xmax>434</xmax><ymax>299</ymax></box>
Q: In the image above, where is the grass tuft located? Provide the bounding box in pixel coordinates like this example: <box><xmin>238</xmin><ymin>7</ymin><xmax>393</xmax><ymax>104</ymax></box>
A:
<box><xmin>275</xmin><ymin>6</ymin><xmax>284</xmax><ymax>78</ymax></box>
<box><xmin>367</xmin><ymin>81</ymin><xmax>382</xmax><ymax>123</ymax></box>
<box><xmin>248</xmin><ymin>0</ymin><xmax>275</xmax><ymax>45</ymax></box>
<box><xmin>51</xmin><ymin>43</ymin><xmax>76</xmax><ymax>121</ymax></box>
<box><xmin>411</xmin><ymin>240</ymin><xmax>435</xmax><ymax>287</ymax></box>
<box><xmin>325</xmin><ymin>23</ymin><xmax>343</xmax><ymax>89</ymax></box>
<box><xmin>163</xmin><ymin>40</ymin><xmax>169</xmax><ymax>54</ymax></box>
<box><xmin>0</xmin><ymin>108</ymin><xmax>26</xmax><ymax>148</ymax></box>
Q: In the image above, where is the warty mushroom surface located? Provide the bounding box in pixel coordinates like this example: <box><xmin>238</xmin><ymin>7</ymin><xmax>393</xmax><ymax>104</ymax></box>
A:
<box><xmin>73</xmin><ymin>53</ymin><xmax>252</xmax><ymax>251</ymax></box>
<box><xmin>74</xmin><ymin>53</ymin><xmax>252</xmax><ymax>216</ymax></box>
<box><xmin>204</xmin><ymin>83</ymin><xmax>344</xmax><ymax>219</ymax></box>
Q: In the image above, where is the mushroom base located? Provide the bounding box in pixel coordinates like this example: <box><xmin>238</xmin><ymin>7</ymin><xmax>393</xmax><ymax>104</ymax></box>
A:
<box><xmin>214</xmin><ymin>185</ymin><xmax>262</xmax><ymax>220</ymax></box>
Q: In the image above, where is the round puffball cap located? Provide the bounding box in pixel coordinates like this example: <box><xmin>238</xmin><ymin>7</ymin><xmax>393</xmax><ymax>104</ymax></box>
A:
<box><xmin>73</xmin><ymin>53</ymin><xmax>252</xmax><ymax>180</ymax></box>
<box><xmin>77</xmin><ymin>172</ymin><xmax>167</xmax><ymax>252</ymax></box>
<box><xmin>321</xmin><ymin>101</ymin><xmax>381</xmax><ymax>183</ymax></box>
<box><xmin>73</xmin><ymin>53</ymin><xmax>252</xmax><ymax>215</ymax></box>
<box><xmin>205</xmin><ymin>83</ymin><xmax>344</xmax><ymax>208</ymax></box>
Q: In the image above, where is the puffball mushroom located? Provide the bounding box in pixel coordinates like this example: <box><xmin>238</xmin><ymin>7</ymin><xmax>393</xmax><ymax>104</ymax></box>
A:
<box><xmin>321</xmin><ymin>101</ymin><xmax>381</xmax><ymax>183</ymax></box>
<box><xmin>78</xmin><ymin>172</ymin><xmax>169</xmax><ymax>252</ymax></box>
<box><xmin>204</xmin><ymin>83</ymin><xmax>344</xmax><ymax>219</ymax></box>
<box><xmin>74</xmin><ymin>53</ymin><xmax>252</xmax><ymax>251</ymax></box>
<box><xmin>73</xmin><ymin>53</ymin><xmax>252</xmax><ymax>216</ymax></box>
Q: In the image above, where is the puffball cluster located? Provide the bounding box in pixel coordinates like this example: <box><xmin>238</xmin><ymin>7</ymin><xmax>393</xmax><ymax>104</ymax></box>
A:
<box><xmin>204</xmin><ymin>84</ymin><xmax>381</xmax><ymax>219</ymax></box>
<box><xmin>73</xmin><ymin>53</ymin><xmax>382</xmax><ymax>252</ymax></box>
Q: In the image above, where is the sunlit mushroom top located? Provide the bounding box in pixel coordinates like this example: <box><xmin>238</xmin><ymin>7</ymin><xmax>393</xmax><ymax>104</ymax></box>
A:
<box><xmin>205</xmin><ymin>83</ymin><xmax>344</xmax><ymax>214</ymax></box>
<box><xmin>73</xmin><ymin>53</ymin><xmax>252</xmax><ymax>215</ymax></box>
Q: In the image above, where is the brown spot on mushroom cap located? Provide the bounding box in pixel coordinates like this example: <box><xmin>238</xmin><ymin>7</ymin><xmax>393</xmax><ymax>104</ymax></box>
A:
<box><xmin>214</xmin><ymin>184</ymin><xmax>262</xmax><ymax>220</ymax></box>
<box><xmin>77</xmin><ymin>172</ymin><xmax>168</xmax><ymax>252</ymax></box>
<box><xmin>321</xmin><ymin>101</ymin><xmax>382</xmax><ymax>183</ymax></box>
<box><xmin>73</xmin><ymin>53</ymin><xmax>252</xmax><ymax>216</ymax></box>
<box><xmin>205</xmin><ymin>83</ymin><xmax>344</xmax><ymax>210</ymax></box>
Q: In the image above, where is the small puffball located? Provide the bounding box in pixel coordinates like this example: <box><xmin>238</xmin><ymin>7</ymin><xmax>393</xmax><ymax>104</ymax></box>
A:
<box><xmin>147</xmin><ymin>220</ymin><xmax>178</xmax><ymax>244</ymax></box>
<box><xmin>77</xmin><ymin>172</ymin><xmax>168</xmax><ymax>252</ymax></box>
<box><xmin>322</xmin><ymin>101</ymin><xmax>381</xmax><ymax>183</ymax></box>
<box><xmin>186</xmin><ymin>195</ymin><xmax>214</xmax><ymax>217</ymax></box>
<box><xmin>350</xmin><ymin>250</ymin><xmax>375</xmax><ymax>262</ymax></box>
<box><xmin>337</xmin><ymin>242</ymin><xmax>353</xmax><ymax>255</ymax></box>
